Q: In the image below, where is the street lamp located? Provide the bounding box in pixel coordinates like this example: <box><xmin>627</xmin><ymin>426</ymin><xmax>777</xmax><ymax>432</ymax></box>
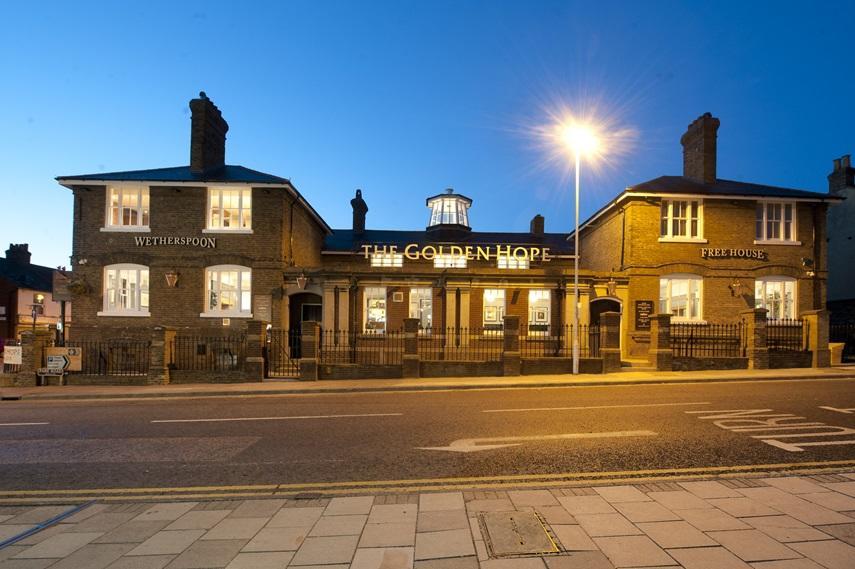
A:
<box><xmin>559</xmin><ymin>123</ymin><xmax>600</xmax><ymax>374</ymax></box>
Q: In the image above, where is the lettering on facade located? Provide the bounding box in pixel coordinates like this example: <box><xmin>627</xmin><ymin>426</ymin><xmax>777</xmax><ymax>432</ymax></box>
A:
<box><xmin>635</xmin><ymin>300</ymin><xmax>654</xmax><ymax>330</ymax></box>
<box><xmin>361</xmin><ymin>244</ymin><xmax>552</xmax><ymax>262</ymax></box>
<box><xmin>700</xmin><ymin>248</ymin><xmax>767</xmax><ymax>260</ymax></box>
<box><xmin>134</xmin><ymin>236</ymin><xmax>217</xmax><ymax>249</ymax></box>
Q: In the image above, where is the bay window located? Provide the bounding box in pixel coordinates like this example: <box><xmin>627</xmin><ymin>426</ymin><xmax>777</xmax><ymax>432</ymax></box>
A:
<box><xmin>659</xmin><ymin>275</ymin><xmax>703</xmax><ymax>321</ymax></box>
<box><xmin>207</xmin><ymin>188</ymin><xmax>252</xmax><ymax>231</ymax></box>
<box><xmin>660</xmin><ymin>200</ymin><xmax>702</xmax><ymax>240</ymax></box>
<box><xmin>204</xmin><ymin>265</ymin><xmax>252</xmax><ymax>316</ymax></box>
<box><xmin>100</xmin><ymin>264</ymin><xmax>149</xmax><ymax>316</ymax></box>
<box><xmin>409</xmin><ymin>288</ymin><xmax>433</xmax><ymax>330</ymax></box>
<box><xmin>483</xmin><ymin>289</ymin><xmax>506</xmax><ymax>331</ymax></box>
<box><xmin>755</xmin><ymin>277</ymin><xmax>796</xmax><ymax>320</ymax></box>
<box><xmin>364</xmin><ymin>287</ymin><xmax>387</xmax><ymax>333</ymax></box>
<box><xmin>755</xmin><ymin>202</ymin><xmax>796</xmax><ymax>242</ymax></box>
<box><xmin>105</xmin><ymin>185</ymin><xmax>149</xmax><ymax>230</ymax></box>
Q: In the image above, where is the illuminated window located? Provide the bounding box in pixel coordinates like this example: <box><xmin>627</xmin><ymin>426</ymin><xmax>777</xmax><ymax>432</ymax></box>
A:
<box><xmin>426</xmin><ymin>190</ymin><xmax>471</xmax><ymax>227</ymax></box>
<box><xmin>371</xmin><ymin>253</ymin><xmax>403</xmax><ymax>267</ymax></box>
<box><xmin>434</xmin><ymin>254</ymin><xmax>467</xmax><ymax>269</ymax></box>
<box><xmin>105</xmin><ymin>185</ymin><xmax>149</xmax><ymax>230</ymax></box>
<box><xmin>528</xmin><ymin>290</ymin><xmax>551</xmax><ymax>334</ymax></box>
<box><xmin>660</xmin><ymin>200</ymin><xmax>702</xmax><ymax>240</ymax></box>
<box><xmin>409</xmin><ymin>288</ymin><xmax>433</xmax><ymax>330</ymax></box>
<box><xmin>100</xmin><ymin>264</ymin><xmax>150</xmax><ymax>316</ymax></box>
<box><xmin>204</xmin><ymin>265</ymin><xmax>252</xmax><ymax>316</ymax></box>
<box><xmin>497</xmin><ymin>255</ymin><xmax>530</xmax><ymax>270</ymax></box>
<box><xmin>755</xmin><ymin>202</ymin><xmax>796</xmax><ymax>242</ymax></box>
<box><xmin>208</xmin><ymin>188</ymin><xmax>252</xmax><ymax>231</ymax></box>
<box><xmin>482</xmin><ymin>289</ymin><xmax>505</xmax><ymax>331</ymax></box>
<box><xmin>755</xmin><ymin>277</ymin><xmax>796</xmax><ymax>320</ymax></box>
<box><xmin>364</xmin><ymin>287</ymin><xmax>387</xmax><ymax>334</ymax></box>
<box><xmin>659</xmin><ymin>275</ymin><xmax>702</xmax><ymax>321</ymax></box>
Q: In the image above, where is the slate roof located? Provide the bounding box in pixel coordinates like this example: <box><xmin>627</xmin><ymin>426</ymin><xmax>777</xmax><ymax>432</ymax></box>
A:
<box><xmin>324</xmin><ymin>229</ymin><xmax>574</xmax><ymax>254</ymax></box>
<box><xmin>628</xmin><ymin>176</ymin><xmax>841</xmax><ymax>201</ymax></box>
<box><xmin>0</xmin><ymin>259</ymin><xmax>55</xmax><ymax>292</ymax></box>
<box><xmin>56</xmin><ymin>165</ymin><xmax>290</xmax><ymax>185</ymax></box>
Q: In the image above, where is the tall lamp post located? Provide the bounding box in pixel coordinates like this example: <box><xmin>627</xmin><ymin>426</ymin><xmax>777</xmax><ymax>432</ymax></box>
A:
<box><xmin>560</xmin><ymin>125</ymin><xmax>599</xmax><ymax>374</ymax></box>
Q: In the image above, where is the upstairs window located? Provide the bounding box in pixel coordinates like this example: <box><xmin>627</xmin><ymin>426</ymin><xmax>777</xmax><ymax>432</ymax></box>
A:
<box><xmin>498</xmin><ymin>255</ymin><xmax>530</xmax><ymax>270</ymax></box>
<box><xmin>434</xmin><ymin>254</ymin><xmax>467</xmax><ymax>269</ymax></box>
<box><xmin>660</xmin><ymin>200</ymin><xmax>702</xmax><ymax>240</ymax></box>
<box><xmin>105</xmin><ymin>185</ymin><xmax>149</xmax><ymax>230</ymax></box>
<box><xmin>207</xmin><ymin>188</ymin><xmax>252</xmax><ymax>231</ymax></box>
<box><xmin>409</xmin><ymin>288</ymin><xmax>433</xmax><ymax>330</ymax></box>
<box><xmin>756</xmin><ymin>202</ymin><xmax>796</xmax><ymax>242</ymax></box>
<box><xmin>755</xmin><ymin>277</ymin><xmax>796</xmax><ymax>320</ymax></box>
<box><xmin>364</xmin><ymin>287</ymin><xmax>387</xmax><ymax>334</ymax></box>
<box><xmin>371</xmin><ymin>253</ymin><xmax>403</xmax><ymax>267</ymax></box>
<box><xmin>100</xmin><ymin>264</ymin><xmax>149</xmax><ymax>316</ymax></box>
<box><xmin>204</xmin><ymin>265</ymin><xmax>252</xmax><ymax>316</ymax></box>
<box><xmin>660</xmin><ymin>275</ymin><xmax>702</xmax><ymax>321</ymax></box>
<box><xmin>483</xmin><ymin>289</ymin><xmax>506</xmax><ymax>331</ymax></box>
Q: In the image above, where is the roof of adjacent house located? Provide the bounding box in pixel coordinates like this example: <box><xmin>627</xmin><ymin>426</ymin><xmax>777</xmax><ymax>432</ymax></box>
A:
<box><xmin>323</xmin><ymin>229</ymin><xmax>574</xmax><ymax>254</ymax></box>
<box><xmin>0</xmin><ymin>258</ymin><xmax>55</xmax><ymax>292</ymax></box>
<box><xmin>627</xmin><ymin>176</ymin><xmax>842</xmax><ymax>201</ymax></box>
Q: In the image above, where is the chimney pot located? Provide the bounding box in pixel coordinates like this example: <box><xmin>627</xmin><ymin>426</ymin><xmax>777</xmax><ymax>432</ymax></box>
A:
<box><xmin>5</xmin><ymin>243</ymin><xmax>31</xmax><ymax>265</ymax></box>
<box><xmin>530</xmin><ymin>214</ymin><xmax>545</xmax><ymax>235</ymax></box>
<box><xmin>680</xmin><ymin>113</ymin><xmax>720</xmax><ymax>184</ymax></box>
<box><xmin>351</xmin><ymin>189</ymin><xmax>368</xmax><ymax>235</ymax></box>
<box><xmin>828</xmin><ymin>154</ymin><xmax>855</xmax><ymax>194</ymax></box>
<box><xmin>189</xmin><ymin>92</ymin><xmax>229</xmax><ymax>174</ymax></box>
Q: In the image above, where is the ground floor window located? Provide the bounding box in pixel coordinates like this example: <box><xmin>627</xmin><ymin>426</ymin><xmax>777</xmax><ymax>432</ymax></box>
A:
<box><xmin>205</xmin><ymin>265</ymin><xmax>251</xmax><ymax>316</ymax></box>
<box><xmin>483</xmin><ymin>289</ymin><xmax>505</xmax><ymax>331</ymax></box>
<box><xmin>364</xmin><ymin>287</ymin><xmax>387</xmax><ymax>334</ymax></box>
<box><xmin>528</xmin><ymin>289</ymin><xmax>550</xmax><ymax>334</ymax></box>
<box><xmin>409</xmin><ymin>288</ymin><xmax>432</xmax><ymax>331</ymax></box>
<box><xmin>755</xmin><ymin>277</ymin><xmax>796</xmax><ymax>320</ymax></box>
<box><xmin>660</xmin><ymin>275</ymin><xmax>702</xmax><ymax>321</ymax></box>
<box><xmin>101</xmin><ymin>264</ymin><xmax>149</xmax><ymax>316</ymax></box>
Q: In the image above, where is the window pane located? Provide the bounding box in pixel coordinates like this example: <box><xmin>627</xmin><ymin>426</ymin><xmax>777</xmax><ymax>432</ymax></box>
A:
<box><xmin>528</xmin><ymin>290</ymin><xmax>550</xmax><ymax>333</ymax></box>
<box><xmin>364</xmin><ymin>287</ymin><xmax>386</xmax><ymax>333</ymax></box>
<box><xmin>756</xmin><ymin>203</ymin><xmax>764</xmax><ymax>240</ymax></box>
<box><xmin>660</xmin><ymin>203</ymin><xmax>668</xmax><ymax>236</ymax></box>
<box><xmin>483</xmin><ymin>289</ymin><xmax>505</xmax><ymax>330</ymax></box>
<box><xmin>409</xmin><ymin>288</ymin><xmax>432</xmax><ymax>329</ymax></box>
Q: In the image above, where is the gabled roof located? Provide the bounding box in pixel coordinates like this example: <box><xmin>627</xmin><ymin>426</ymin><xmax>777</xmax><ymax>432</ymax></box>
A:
<box><xmin>56</xmin><ymin>164</ymin><xmax>290</xmax><ymax>185</ymax></box>
<box><xmin>628</xmin><ymin>175</ymin><xmax>842</xmax><ymax>201</ymax></box>
<box><xmin>0</xmin><ymin>259</ymin><xmax>55</xmax><ymax>292</ymax></box>
<box><xmin>324</xmin><ymin>229</ymin><xmax>574</xmax><ymax>254</ymax></box>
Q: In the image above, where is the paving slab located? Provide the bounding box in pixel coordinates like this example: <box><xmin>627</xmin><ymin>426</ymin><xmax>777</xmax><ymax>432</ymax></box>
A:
<box><xmin>200</xmin><ymin>517</ymin><xmax>266</xmax><ymax>540</ymax></box>
<box><xmin>7</xmin><ymin>506</ymin><xmax>71</xmax><ymax>525</ymax></box>
<box><xmin>668</xmin><ymin>546</ymin><xmax>752</xmax><ymax>568</ymax></box>
<box><xmin>133</xmin><ymin>504</ymin><xmax>198</xmax><ymax>523</ymax></box>
<box><xmin>679</xmin><ymin>480</ymin><xmax>743</xmax><ymax>499</ymax></box>
<box><xmin>648</xmin><ymin>490</ymin><xmax>711</xmax><ymax>510</ymax></box>
<box><xmin>47</xmin><ymin>543</ymin><xmax>134</xmax><ymax>569</ymax></box>
<box><xmin>126</xmin><ymin>530</ymin><xmax>206</xmax><ymax>556</ymax></box>
<box><xmin>614</xmin><ymin>501</ymin><xmax>681</xmax><ymax>523</ymax></box>
<box><xmin>762</xmin><ymin>478</ymin><xmax>830</xmax><ymax>495</ymax></box>
<box><xmin>308</xmin><ymin>513</ymin><xmax>367</xmax><ymax>536</ymax></box>
<box><xmin>417</xmin><ymin>510</ymin><xmax>468</xmax><ymax>532</ymax></box>
<box><xmin>266</xmin><ymin>506</ymin><xmax>324</xmax><ymax>528</ymax></box>
<box><xmin>557</xmin><ymin>495</ymin><xmax>617</xmax><ymax>515</ymax></box>
<box><xmin>594</xmin><ymin>485</ymin><xmax>651</xmax><ymax>503</ymax></box>
<box><xmin>544</xmin><ymin>551</ymin><xmax>615</xmax><ymax>568</ymax></box>
<box><xmin>228</xmin><ymin>499</ymin><xmax>285</xmax><ymax>518</ymax></box>
<box><xmin>815</xmin><ymin>522</ymin><xmax>855</xmax><ymax>545</ymax></box>
<box><xmin>413</xmin><ymin>557</ymin><xmax>479</xmax><ymax>568</ymax></box>
<box><xmin>743</xmin><ymin>515</ymin><xmax>832</xmax><ymax>543</ymax></box>
<box><xmin>414</xmin><ymin>529</ymin><xmax>475</xmax><ymax>560</ymax></box>
<box><xmin>289</xmin><ymin>534</ymin><xmax>359</xmax><ymax>565</ymax></box>
<box><xmin>799</xmin><ymin>491</ymin><xmax>855</xmax><ymax>512</ymax></box>
<box><xmin>593</xmin><ymin>535</ymin><xmax>675</xmax><ymax>567</ymax></box>
<box><xmin>350</xmin><ymin>546</ymin><xmax>415</xmax><ymax>569</ymax></box>
<box><xmin>241</xmin><ymin>526</ymin><xmax>308</xmax><ymax>551</ymax></box>
<box><xmin>507</xmin><ymin>490</ymin><xmax>559</xmax><ymax>507</ymax></box>
<box><xmin>480</xmin><ymin>558</ymin><xmax>547</xmax><ymax>568</ymax></box>
<box><xmin>419</xmin><ymin>493</ymin><xmax>465</xmax><ymax>512</ymax></box>
<box><xmin>551</xmin><ymin>524</ymin><xmax>598</xmax><ymax>551</ymax></box>
<box><xmin>94</xmin><ymin>521</ymin><xmax>171</xmax><ymax>544</ymax></box>
<box><xmin>465</xmin><ymin>499</ymin><xmax>515</xmax><ymax>513</ymax></box>
<box><xmin>788</xmin><ymin>539</ymin><xmax>855</xmax><ymax>569</ymax></box>
<box><xmin>166</xmin><ymin>539</ymin><xmax>245</xmax><ymax>568</ymax></box>
<box><xmin>708</xmin><ymin>497</ymin><xmax>782</xmax><ymax>518</ymax></box>
<box><xmin>165</xmin><ymin>510</ymin><xmax>230</xmax><ymax>531</ymax></box>
<box><xmin>708</xmin><ymin>529</ymin><xmax>801</xmax><ymax>562</ymax></box>
<box><xmin>819</xmin><ymin>482</ymin><xmax>855</xmax><ymax>497</ymax></box>
<box><xmin>222</xmin><ymin>551</ymin><xmax>293</xmax><ymax>569</ymax></box>
<box><xmin>637</xmin><ymin>520</ymin><xmax>716</xmax><ymax>548</ymax></box>
<box><xmin>368</xmin><ymin>504</ymin><xmax>418</xmax><ymax>525</ymax></box>
<box><xmin>359</xmin><ymin>522</ymin><xmax>417</xmax><ymax>547</ymax></box>
<box><xmin>575</xmin><ymin>513</ymin><xmax>642</xmax><ymax>537</ymax></box>
<box><xmin>12</xmin><ymin>532</ymin><xmax>104</xmax><ymax>559</ymax></box>
<box><xmin>324</xmin><ymin>496</ymin><xmax>374</xmax><ymax>516</ymax></box>
<box><xmin>749</xmin><ymin>559</ymin><xmax>826</xmax><ymax>568</ymax></box>
<box><xmin>536</xmin><ymin>505</ymin><xmax>576</xmax><ymax>525</ymax></box>
<box><xmin>73</xmin><ymin>513</ymin><xmax>138</xmax><ymax>533</ymax></box>
<box><xmin>105</xmin><ymin>555</ymin><xmax>175</xmax><ymax>569</ymax></box>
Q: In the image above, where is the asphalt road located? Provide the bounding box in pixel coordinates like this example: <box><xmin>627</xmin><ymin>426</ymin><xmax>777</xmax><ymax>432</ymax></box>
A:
<box><xmin>1</xmin><ymin>378</ymin><xmax>854</xmax><ymax>491</ymax></box>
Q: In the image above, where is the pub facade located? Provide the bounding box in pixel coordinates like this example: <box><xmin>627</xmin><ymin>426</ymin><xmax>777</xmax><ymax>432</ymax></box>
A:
<box><xmin>51</xmin><ymin>95</ymin><xmax>840</xmax><ymax>383</ymax></box>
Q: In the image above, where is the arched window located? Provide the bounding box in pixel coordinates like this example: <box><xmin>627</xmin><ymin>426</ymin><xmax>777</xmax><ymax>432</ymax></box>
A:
<box><xmin>203</xmin><ymin>265</ymin><xmax>252</xmax><ymax>317</ymax></box>
<box><xmin>659</xmin><ymin>274</ymin><xmax>703</xmax><ymax>321</ymax></box>
<box><xmin>755</xmin><ymin>277</ymin><xmax>796</xmax><ymax>320</ymax></box>
<box><xmin>99</xmin><ymin>264</ymin><xmax>150</xmax><ymax>316</ymax></box>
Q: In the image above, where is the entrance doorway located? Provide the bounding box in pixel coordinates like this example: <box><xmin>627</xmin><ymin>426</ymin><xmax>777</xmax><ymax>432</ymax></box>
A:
<box><xmin>288</xmin><ymin>292</ymin><xmax>322</xmax><ymax>359</ymax></box>
<box><xmin>590</xmin><ymin>297</ymin><xmax>621</xmax><ymax>325</ymax></box>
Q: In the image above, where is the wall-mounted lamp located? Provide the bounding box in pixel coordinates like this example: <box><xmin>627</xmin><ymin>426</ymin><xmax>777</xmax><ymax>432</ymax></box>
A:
<box><xmin>801</xmin><ymin>257</ymin><xmax>815</xmax><ymax>278</ymax></box>
<box><xmin>296</xmin><ymin>272</ymin><xmax>308</xmax><ymax>290</ymax></box>
<box><xmin>728</xmin><ymin>279</ymin><xmax>744</xmax><ymax>297</ymax></box>
<box><xmin>164</xmin><ymin>270</ymin><xmax>179</xmax><ymax>288</ymax></box>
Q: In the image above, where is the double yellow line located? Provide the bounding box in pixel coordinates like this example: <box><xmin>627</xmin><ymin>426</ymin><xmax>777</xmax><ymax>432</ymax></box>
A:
<box><xmin>2</xmin><ymin>460</ymin><xmax>854</xmax><ymax>504</ymax></box>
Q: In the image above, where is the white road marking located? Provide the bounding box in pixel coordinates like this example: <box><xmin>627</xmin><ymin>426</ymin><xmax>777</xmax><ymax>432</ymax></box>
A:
<box><xmin>151</xmin><ymin>413</ymin><xmax>402</xmax><ymax>424</ymax></box>
<box><xmin>417</xmin><ymin>430</ymin><xmax>657</xmax><ymax>453</ymax></box>
<box><xmin>484</xmin><ymin>402</ymin><xmax>710</xmax><ymax>413</ymax></box>
<box><xmin>0</xmin><ymin>422</ymin><xmax>50</xmax><ymax>426</ymax></box>
<box><xmin>819</xmin><ymin>406</ymin><xmax>855</xmax><ymax>414</ymax></box>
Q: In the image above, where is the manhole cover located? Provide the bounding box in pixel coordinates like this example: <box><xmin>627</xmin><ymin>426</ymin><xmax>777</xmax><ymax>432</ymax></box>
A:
<box><xmin>480</xmin><ymin>511</ymin><xmax>558</xmax><ymax>557</ymax></box>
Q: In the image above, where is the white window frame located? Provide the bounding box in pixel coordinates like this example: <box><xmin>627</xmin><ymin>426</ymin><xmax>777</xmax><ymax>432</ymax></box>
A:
<box><xmin>204</xmin><ymin>187</ymin><xmax>253</xmax><ymax>233</ymax></box>
<box><xmin>659</xmin><ymin>274</ymin><xmax>704</xmax><ymax>322</ymax></box>
<box><xmin>371</xmin><ymin>253</ymin><xmax>403</xmax><ymax>267</ymax></box>
<box><xmin>658</xmin><ymin>199</ymin><xmax>705</xmax><ymax>242</ymax></box>
<box><xmin>363</xmin><ymin>287</ymin><xmax>387</xmax><ymax>334</ymax></box>
<box><xmin>102</xmin><ymin>185</ymin><xmax>150</xmax><ymax>232</ymax></box>
<box><xmin>201</xmin><ymin>265</ymin><xmax>252</xmax><ymax>317</ymax></box>
<box><xmin>528</xmin><ymin>289</ymin><xmax>551</xmax><ymax>335</ymax></box>
<box><xmin>482</xmin><ymin>288</ymin><xmax>506</xmax><ymax>332</ymax></box>
<box><xmin>755</xmin><ymin>277</ymin><xmax>797</xmax><ymax>320</ymax></box>
<box><xmin>409</xmin><ymin>288</ymin><xmax>433</xmax><ymax>332</ymax></box>
<box><xmin>755</xmin><ymin>201</ymin><xmax>799</xmax><ymax>244</ymax></box>
<box><xmin>434</xmin><ymin>254</ymin><xmax>467</xmax><ymax>269</ymax></box>
<box><xmin>98</xmin><ymin>263</ymin><xmax>150</xmax><ymax>317</ymax></box>
<box><xmin>497</xmin><ymin>255</ymin><xmax>530</xmax><ymax>270</ymax></box>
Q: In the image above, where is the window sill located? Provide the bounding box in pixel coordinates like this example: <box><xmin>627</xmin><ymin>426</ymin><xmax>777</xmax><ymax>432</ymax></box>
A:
<box><xmin>97</xmin><ymin>311</ymin><xmax>151</xmax><ymax>317</ymax></box>
<box><xmin>754</xmin><ymin>239</ymin><xmax>802</xmax><ymax>246</ymax></box>
<box><xmin>100</xmin><ymin>226</ymin><xmax>151</xmax><ymax>233</ymax></box>
<box><xmin>657</xmin><ymin>237</ymin><xmax>708</xmax><ymax>243</ymax></box>
<box><xmin>670</xmin><ymin>318</ymin><xmax>708</xmax><ymax>324</ymax></box>
<box><xmin>202</xmin><ymin>229</ymin><xmax>254</xmax><ymax>234</ymax></box>
<box><xmin>200</xmin><ymin>312</ymin><xmax>253</xmax><ymax>318</ymax></box>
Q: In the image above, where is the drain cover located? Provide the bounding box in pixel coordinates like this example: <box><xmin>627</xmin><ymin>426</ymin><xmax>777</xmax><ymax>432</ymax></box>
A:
<box><xmin>480</xmin><ymin>511</ymin><xmax>558</xmax><ymax>557</ymax></box>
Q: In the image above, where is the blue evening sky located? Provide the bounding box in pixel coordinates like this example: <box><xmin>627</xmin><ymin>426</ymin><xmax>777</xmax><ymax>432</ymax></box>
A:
<box><xmin>1</xmin><ymin>1</ymin><xmax>852</xmax><ymax>268</ymax></box>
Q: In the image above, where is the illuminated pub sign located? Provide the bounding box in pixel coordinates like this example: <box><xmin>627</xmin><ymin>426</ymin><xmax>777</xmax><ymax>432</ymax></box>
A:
<box><xmin>361</xmin><ymin>244</ymin><xmax>553</xmax><ymax>262</ymax></box>
<box><xmin>700</xmin><ymin>247</ymin><xmax>767</xmax><ymax>260</ymax></box>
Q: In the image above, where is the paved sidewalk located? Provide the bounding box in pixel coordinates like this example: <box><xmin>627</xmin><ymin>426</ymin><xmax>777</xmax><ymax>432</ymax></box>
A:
<box><xmin>2</xmin><ymin>473</ymin><xmax>855</xmax><ymax>568</ymax></box>
<box><xmin>2</xmin><ymin>366</ymin><xmax>854</xmax><ymax>402</ymax></box>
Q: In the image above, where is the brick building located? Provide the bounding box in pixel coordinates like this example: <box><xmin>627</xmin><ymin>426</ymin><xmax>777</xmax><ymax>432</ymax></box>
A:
<box><xmin>55</xmin><ymin>96</ymin><xmax>841</xmax><ymax>381</ymax></box>
<box><xmin>0</xmin><ymin>244</ymin><xmax>70</xmax><ymax>340</ymax></box>
<box><xmin>827</xmin><ymin>154</ymin><xmax>855</xmax><ymax>321</ymax></box>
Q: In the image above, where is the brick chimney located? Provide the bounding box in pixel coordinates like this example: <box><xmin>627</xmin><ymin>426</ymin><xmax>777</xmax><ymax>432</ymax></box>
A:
<box><xmin>5</xmin><ymin>243</ymin><xmax>31</xmax><ymax>265</ymax></box>
<box><xmin>351</xmin><ymin>189</ymin><xmax>368</xmax><ymax>235</ymax></box>
<box><xmin>189</xmin><ymin>91</ymin><xmax>229</xmax><ymax>174</ymax></box>
<box><xmin>680</xmin><ymin>112</ymin><xmax>720</xmax><ymax>184</ymax></box>
<box><xmin>828</xmin><ymin>154</ymin><xmax>854</xmax><ymax>195</ymax></box>
<box><xmin>530</xmin><ymin>214</ymin><xmax>544</xmax><ymax>235</ymax></box>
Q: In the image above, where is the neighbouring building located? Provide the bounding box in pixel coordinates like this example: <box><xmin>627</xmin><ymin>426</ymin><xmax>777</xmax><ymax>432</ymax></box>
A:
<box><xmin>827</xmin><ymin>154</ymin><xmax>855</xmax><ymax>321</ymax></box>
<box><xmin>52</xmin><ymin>95</ymin><xmax>841</xmax><ymax>383</ymax></box>
<box><xmin>0</xmin><ymin>244</ymin><xmax>70</xmax><ymax>340</ymax></box>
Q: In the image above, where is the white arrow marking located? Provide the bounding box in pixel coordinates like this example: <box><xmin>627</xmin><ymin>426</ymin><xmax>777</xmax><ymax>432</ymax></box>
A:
<box><xmin>417</xmin><ymin>430</ymin><xmax>657</xmax><ymax>453</ymax></box>
<box><xmin>819</xmin><ymin>406</ymin><xmax>855</xmax><ymax>414</ymax></box>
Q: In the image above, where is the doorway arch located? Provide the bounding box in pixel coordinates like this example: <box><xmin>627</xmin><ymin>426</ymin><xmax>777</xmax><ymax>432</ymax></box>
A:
<box><xmin>589</xmin><ymin>297</ymin><xmax>622</xmax><ymax>325</ymax></box>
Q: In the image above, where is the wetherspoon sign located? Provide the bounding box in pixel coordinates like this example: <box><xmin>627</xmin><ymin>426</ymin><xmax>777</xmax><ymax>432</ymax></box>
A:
<box><xmin>135</xmin><ymin>236</ymin><xmax>217</xmax><ymax>249</ymax></box>
<box><xmin>361</xmin><ymin>244</ymin><xmax>552</xmax><ymax>262</ymax></box>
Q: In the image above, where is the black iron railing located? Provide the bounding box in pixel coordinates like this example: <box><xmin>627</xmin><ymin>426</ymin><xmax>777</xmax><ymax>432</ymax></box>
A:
<box><xmin>830</xmin><ymin>321</ymin><xmax>855</xmax><ymax>362</ymax></box>
<box><xmin>319</xmin><ymin>329</ymin><xmax>405</xmax><ymax>365</ymax></box>
<box><xmin>418</xmin><ymin>327</ymin><xmax>503</xmax><ymax>362</ymax></box>
<box><xmin>66</xmin><ymin>339</ymin><xmax>151</xmax><ymax>376</ymax></box>
<box><xmin>170</xmin><ymin>335</ymin><xmax>246</xmax><ymax>371</ymax></box>
<box><xmin>767</xmin><ymin>319</ymin><xmax>807</xmax><ymax>352</ymax></box>
<box><xmin>520</xmin><ymin>324</ymin><xmax>602</xmax><ymax>358</ymax></box>
<box><xmin>670</xmin><ymin>321</ymin><xmax>746</xmax><ymax>358</ymax></box>
<box><xmin>266</xmin><ymin>329</ymin><xmax>302</xmax><ymax>377</ymax></box>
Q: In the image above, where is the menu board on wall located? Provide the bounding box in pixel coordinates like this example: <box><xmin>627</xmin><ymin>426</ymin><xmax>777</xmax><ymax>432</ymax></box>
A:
<box><xmin>253</xmin><ymin>294</ymin><xmax>273</xmax><ymax>322</ymax></box>
<box><xmin>635</xmin><ymin>300</ymin><xmax>654</xmax><ymax>330</ymax></box>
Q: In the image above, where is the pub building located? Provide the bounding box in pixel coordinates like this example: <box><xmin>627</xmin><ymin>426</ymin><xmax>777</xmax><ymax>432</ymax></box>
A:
<box><xmin>55</xmin><ymin>94</ymin><xmax>840</xmax><ymax>381</ymax></box>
